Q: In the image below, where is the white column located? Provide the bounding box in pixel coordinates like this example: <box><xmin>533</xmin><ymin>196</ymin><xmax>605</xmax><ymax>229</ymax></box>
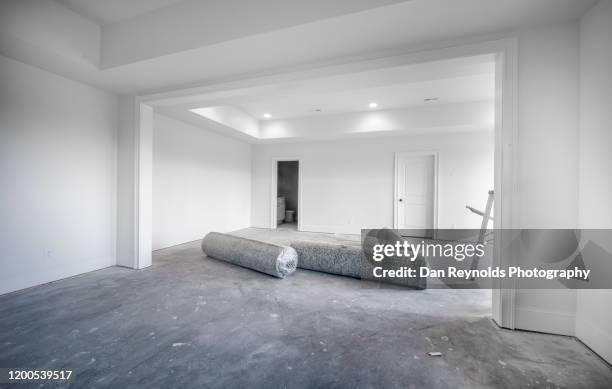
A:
<box><xmin>117</xmin><ymin>96</ymin><xmax>153</xmax><ymax>269</ymax></box>
<box><xmin>136</xmin><ymin>103</ymin><xmax>153</xmax><ymax>269</ymax></box>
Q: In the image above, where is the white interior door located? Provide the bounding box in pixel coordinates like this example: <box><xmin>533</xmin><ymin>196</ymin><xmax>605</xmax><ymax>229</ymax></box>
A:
<box><xmin>395</xmin><ymin>152</ymin><xmax>435</xmax><ymax>237</ymax></box>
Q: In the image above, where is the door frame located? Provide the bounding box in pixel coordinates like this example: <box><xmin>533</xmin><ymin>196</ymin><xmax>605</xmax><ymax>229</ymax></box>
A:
<box><xmin>393</xmin><ymin>151</ymin><xmax>439</xmax><ymax>233</ymax></box>
<box><xmin>270</xmin><ymin>157</ymin><xmax>302</xmax><ymax>231</ymax></box>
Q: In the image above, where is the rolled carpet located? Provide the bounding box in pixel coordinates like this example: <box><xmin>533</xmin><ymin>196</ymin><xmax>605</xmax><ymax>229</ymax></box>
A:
<box><xmin>201</xmin><ymin>232</ymin><xmax>297</xmax><ymax>278</ymax></box>
<box><xmin>292</xmin><ymin>229</ymin><xmax>427</xmax><ymax>289</ymax></box>
<box><xmin>362</xmin><ymin>228</ymin><xmax>427</xmax><ymax>290</ymax></box>
<box><xmin>290</xmin><ymin>241</ymin><xmax>364</xmax><ymax>279</ymax></box>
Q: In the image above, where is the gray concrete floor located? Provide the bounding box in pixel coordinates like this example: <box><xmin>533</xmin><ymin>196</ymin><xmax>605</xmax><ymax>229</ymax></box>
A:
<box><xmin>0</xmin><ymin>229</ymin><xmax>610</xmax><ymax>388</ymax></box>
<box><xmin>276</xmin><ymin>222</ymin><xmax>298</xmax><ymax>231</ymax></box>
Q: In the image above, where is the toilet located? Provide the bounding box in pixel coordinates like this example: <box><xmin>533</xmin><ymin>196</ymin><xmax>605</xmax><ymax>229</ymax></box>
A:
<box><xmin>285</xmin><ymin>210</ymin><xmax>295</xmax><ymax>223</ymax></box>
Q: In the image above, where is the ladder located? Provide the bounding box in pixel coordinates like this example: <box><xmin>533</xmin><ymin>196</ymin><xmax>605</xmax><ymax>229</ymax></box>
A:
<box><xmin>466</xmin><ymin>190</ymin><xmax>494</xmax><ymax>274</ymax></box>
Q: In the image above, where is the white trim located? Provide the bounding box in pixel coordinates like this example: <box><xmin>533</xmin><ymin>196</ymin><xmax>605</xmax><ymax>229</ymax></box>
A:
<box><xmin>300</xmin><ymin>224</ymin><xmax>362</xmax><ymax>235</ymax></box>
<box><xmin>270</xmin><ymin>157</ymin><xmax>302</xmax><ymax>231</ymax></box>
<box><xmin>514</xmin><ymin>307</ymin><xmax>576</xmax><ymax>337</ymax></box>
<box><xmin>491</xmin><ymin>40</ymin><xmax>518</xmax><ymax>330</ymax></box>
<box><xmin>393</xmin><ymin>151</ymin><xmax>439</xmax><ymax>234</ymax></box>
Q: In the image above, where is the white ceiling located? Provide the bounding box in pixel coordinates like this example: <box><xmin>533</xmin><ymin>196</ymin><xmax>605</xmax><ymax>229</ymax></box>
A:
<box><xmin>1</xmin><ymin>0</ymin><xmax>598</xmax><ymax>94</ymax></box>
<box><xmin>182</xmin><ymin>54</ymin><xmax>495</xmax><ymax>120</ymax></box>
<box><xmin>239</xmin><ymin>73</ymin><xmax>493</xmax><ymax>121</ymax></box>
<box><xmin>56</xmin><ymin>0</ymin><xmax>187</xmax><ymax>25</ymax></box>
<box><xmin>169</xmin><ymin>54</ymin><xmax>495</xmax><ymax>140</ymax></box>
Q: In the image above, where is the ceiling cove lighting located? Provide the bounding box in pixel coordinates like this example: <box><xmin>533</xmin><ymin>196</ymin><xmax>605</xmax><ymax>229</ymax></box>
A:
<box><xmin>263</xmin><ymin>113</ymin><xmax>271</xmax><ymax>119</ymax></box>
<box><xmin>368</xmin><ymin>102</ymin><xmax>378</xmax><ymax>109</ymax></box>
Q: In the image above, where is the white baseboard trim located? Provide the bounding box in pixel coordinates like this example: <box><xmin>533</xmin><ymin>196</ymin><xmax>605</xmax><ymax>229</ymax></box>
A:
<box><xmin>0</xmin><ymin>255</ymin><xmax>116</xmax><ymax>296</ymax></box>
<box><xmin>250</xmin><ymin>224</ymin><xmax>272</xmax><ymax>229</ymax></box>
<box><xmin>515</xmin><ymin>307</ymin><xmax>576</xmax><ymax>336</ymax></box>
<box><xmin>299</xmin><ymin>224</ymin><xmax>363</xmax><ymax>235</ymax></box>
<box><xmin>576</xmin><ymin>316</ymin><xmax>612</xmax><ymax>364</ymax></box>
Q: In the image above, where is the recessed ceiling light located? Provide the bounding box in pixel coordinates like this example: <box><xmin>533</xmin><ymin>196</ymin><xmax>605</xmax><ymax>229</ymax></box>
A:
<box><xmin>263</xmin><ymin>113</ymin><xmax>271</xmax><ymax>119</ymax></box>
<box><xmin>369</xmin><ymin>102</ymin><xmax>378</xmax><ymax>109</ymax></box>
<box><xmin>424</xmin><ymin>98</ymin><xmax>439</xmax><ymax>102</ymax></box>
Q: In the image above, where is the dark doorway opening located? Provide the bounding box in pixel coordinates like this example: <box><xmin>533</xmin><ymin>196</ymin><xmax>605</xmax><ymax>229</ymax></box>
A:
<box><xmin>276</xmin><ymin>161</ymin><xmax>299</xmax><ymax>230</ymax></box>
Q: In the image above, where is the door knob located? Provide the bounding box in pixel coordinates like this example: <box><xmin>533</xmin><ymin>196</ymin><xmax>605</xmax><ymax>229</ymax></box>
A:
<box><xmin>398</xmin><ymin>198</ymin><xmax>403</xmax><ymax>202</ymax></box>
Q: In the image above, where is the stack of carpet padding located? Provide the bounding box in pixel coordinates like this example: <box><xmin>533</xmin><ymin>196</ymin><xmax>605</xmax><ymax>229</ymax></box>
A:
<box><xmin>201</xmin><ymin>229</ymin><xmax>427</xmax><ymax>289</ymax></box>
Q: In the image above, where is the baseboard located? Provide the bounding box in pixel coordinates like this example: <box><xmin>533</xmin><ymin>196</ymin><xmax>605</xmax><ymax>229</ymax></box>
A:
<box><xmin>299</xmin><ymin>224</ymin><xmax>363</xmax><ymax>235</ymax></box>
<box><xmin>153</xmin><ymin>224</ymin><xmax>251</xmax><ymax>251</ymax></box>
<box><xmin>0</xmin><ymin>255</ymin><xmax>116</xmax><ymax>296</ymax></box>
<box><xmin>250</xmin><ymin>223</ymin><xmax>273</xmax><ymax>229</ymax></box>
<box><xmin>576</xmin><ymin>316</ymin><xmax>612</xmax><ymax>364</ymax></box>
<box><xmin>250</xmin><ymin>223</ymin><xmax>369</xmax><ymax>235</ymax></box>
<box><xmin>514</xmin><ymin>307</ymin><xmax>576</xmax><ymax>336</ymax></box>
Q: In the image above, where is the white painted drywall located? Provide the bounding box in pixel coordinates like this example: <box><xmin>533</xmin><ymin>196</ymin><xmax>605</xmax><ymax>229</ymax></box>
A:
<box><xmin>116</xmin><ymin>98</ymin><xmax>154</xmax><ymax>270</ymax></box>
<box><xmin>0</xmin><ymin>0</ymin><xmax>597</xmax><ymax>94</ymax></box>
<box><xmin>191</xmin><ymin>106</ymin><xmax>259</xmax><ymax>139</ymax></box>
<box><xmin>0</xmin><ymin>0</ymin><xmax>101</xmax><ymax>65</ymax></box>
<box><xmin>515</xmin><ymin>23</ymin><xmax>580</xmax><ymax>230</ymax></box>
<box><xmin>511</xmin><ymin>23</ymin><xmax>581</xmax><ymax>336</ymax></box>
<box><xmin>116</xmin><ymin>96</ymin><xmax>134</xmax><ymax>268</ymax></box>
<box><xmin>251</xmin><ymin>131</ymin><xmax>494</xmax><ymax>234</ymax></box>
<box><xmin>152</xmin><ymin>114</ymin><xmax>251</xmax><ymax>250</ymax></box>
<box><xmin>99</xmin><ymin>0</ymin><xmax>405</xmax><ymax>68</ymax></box>
<box><xmin>576</xmin><ymin>0</ymin><xmax>612</xmax><ymax>364</ymax></box>
<box><xmin>137</xmin><ymin>103</ymin><xmax>154</xmax><ymax>269</ymax></box>
<box><xmin>0</xmin><ymin>54</ymin><xmax>117</xmax><ymax>295</ymax></box>
<box><xmin>0</xmin><ymin>0</ymin><xmax>106</xmax><ymax>91</ymax></box>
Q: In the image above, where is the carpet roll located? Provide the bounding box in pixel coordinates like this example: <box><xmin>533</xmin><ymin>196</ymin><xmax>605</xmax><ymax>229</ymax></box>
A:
<box><xmin>362</xmin><ymin>228</ymin><xmax>428</xmax><ymax>290</ymax></box>
<box><xmin>201</xmin><ymin>232</ymin><xmax>297</xmax><ymax>278</ymax></box>
<box><xmin>291</xmin><ymin>241</ymin><xmax>364</xmax><ymax>279</ymax></box>
<box><xmin>292</xmin><ymin>230</ymin><xmax>427</xmax><ymax>289</ymax></box>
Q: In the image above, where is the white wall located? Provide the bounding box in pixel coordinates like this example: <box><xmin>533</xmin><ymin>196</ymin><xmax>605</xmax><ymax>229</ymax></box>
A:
<box><xmin>576</xmin><ymin>0</ymin><xmax>612</xmax><ymax>364</ymax></box>
<box><xmin>0</xmin><ymin>55</ymin><xmax>117</xmax><ymax>295</ymax></box>
<box><xmin>191</xmin><ymin>106</ymin><xmax>259</xmax><ymax>139</ymax></box>
<box><xmin>251</xmin><ymin>131</ymin><xmax>494</xmax><ymax>234</ymax></box>
<box><xmin>152</xmin><ymin>113</ymin><xmax>251</xmax><ymax>250</ymax></box>
<box><xmin>0</xmin><ymin>0</ymin><xmax>100</xmax><ymax>64</ymax></box>
<box><xmin>511</xmin><ymin>23</ymin><xmax>581</xmax><ymax>336</ymax></box>
<box><xmin>0</xmin><ymin>0</ymin><xmax>106</xmax><ymax>91</ymax></box>
<box><xmin>515</xmin><ymin>23</ymin><xmax>580</xmax><ymax>230</ymax></box>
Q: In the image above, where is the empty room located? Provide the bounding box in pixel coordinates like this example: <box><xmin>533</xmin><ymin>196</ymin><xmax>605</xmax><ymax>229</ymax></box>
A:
<box><xmin>1</xmin><ymin>1</ymin><xmax>611</xmax><ymax>388</ymax></box>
